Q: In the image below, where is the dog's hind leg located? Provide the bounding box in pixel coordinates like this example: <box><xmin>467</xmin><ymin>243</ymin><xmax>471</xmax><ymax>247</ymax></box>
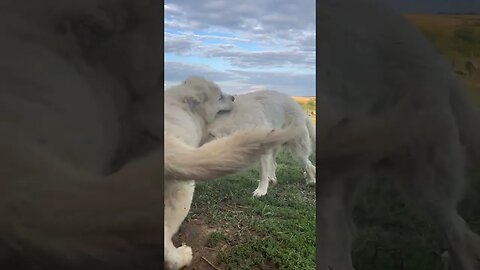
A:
<box><xmin>287</xmin><ymin>127</ymin><xmax>316</xmax><ymax>185</ymax></box>
<box><xmin>396</xmin><ymin>136</ymin><xmax>480</xmax><ymax>270</ymax></box>
<box><xmin>269</xmin><ymin>147</ymin><xmax>281</xmax><ymax>184</ymax></box>
<box><xmin>253</xmin><ymin>151</ymin><xmax>274</xmax><ymax>197</ymax></box>
<box><xmin>317</xmin><ymin>176</ymin><xmax>358</xmax><ymax>270</ymax></box>
<box><xmin>303</xmin><ymin>157</ymin><xmax>316</xmax><ymax>185</ymax></box>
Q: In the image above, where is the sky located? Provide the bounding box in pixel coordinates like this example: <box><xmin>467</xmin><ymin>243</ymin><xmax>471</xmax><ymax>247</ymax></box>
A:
<box><xmin>164</xmin><ymin>0</ymin><xmax>478</xmax><ymax>96</ymax></box>
<box><xmin>164</xmin><ymin>0</ymin><xmax>316</xmax><ymax>96</ymax></box>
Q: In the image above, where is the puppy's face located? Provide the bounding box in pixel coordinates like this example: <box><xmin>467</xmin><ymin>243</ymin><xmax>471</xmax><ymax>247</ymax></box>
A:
<box><xmin>54</xmin><ymin>0</ymin><xmax>162</xmax><ymax>97</ymax></box>
<box><xmin>183</xmin><ymin>76</ymin><xmax>235</xmax><ymax>123</ymax></box>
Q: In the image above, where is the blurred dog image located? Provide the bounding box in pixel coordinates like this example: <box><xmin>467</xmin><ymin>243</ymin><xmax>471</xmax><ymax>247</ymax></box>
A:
<box><xmin>0</xmin><ymin>0</ymin><xmax>165</xmax><ymax>269</ymax></box>
<box><xmin>317</xmin><ymin>0</ymin><xmax>480</xmax><ymax>269</ymax></box>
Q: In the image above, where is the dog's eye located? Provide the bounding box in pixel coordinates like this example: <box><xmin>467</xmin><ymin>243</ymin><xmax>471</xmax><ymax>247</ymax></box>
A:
<box><xmin>219</xmin><ymin>94</ymin><xmax>224</xmax><ymax>101</ymax></box>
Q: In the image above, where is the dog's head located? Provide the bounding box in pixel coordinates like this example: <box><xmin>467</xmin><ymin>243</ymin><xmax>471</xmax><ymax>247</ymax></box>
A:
<box><xmin>52</xmin><ymin>0</ymin><xmax>162</xmax><ymax>98</ymax></box>
<box><xmin>180</xmin><ymin>76</ymin><xmax>235</xmax><ymax>123</ymax></box>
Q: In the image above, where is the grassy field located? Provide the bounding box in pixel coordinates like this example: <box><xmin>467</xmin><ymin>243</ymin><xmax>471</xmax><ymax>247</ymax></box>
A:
<box><xmin>350</xmin><ymin>172</ymin><xmax>480</xmax><ymax>270</ymax></box>
<box><xmin>405</xmin><ymin>13</ymin><xmax>480</xmax><ymax>99</ymax></box>
<box><xmin>175</xmin><ymin>151</ymin><xmax>316</xmax><ymax>270</ymax></box>
<box><xmin>174</xmin><ymin>13</ymin><xmax>480</xmax><ymax>270</ymax></box>
<box><xmin>346</xmin><ymin>14</ymin><xmax>480</xmax><ymax>270</ymax></box>
<box><xmin>173</xmin><ymin>97</ymin><xmax>316</xmax><ymax>270</ymax></box>
<box><xmin>292</xmin><ymin>96</ymin><xmax>316</xmax><ymax>124</ymax></box>
<box><xmin>405</xmin><ymin>13</ymin><xmax>480</xmax><ymax>59</ymax></box>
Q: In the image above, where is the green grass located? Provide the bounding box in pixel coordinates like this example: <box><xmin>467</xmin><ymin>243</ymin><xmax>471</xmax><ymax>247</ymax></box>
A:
<box><xmin>292</xmin><ymin>97</ymin><xmax>316</xmax><ymax>124</ymax></box>
<box><xmin>184</xmin><ymin>15</ymin><xmax>480</xmax><ymax>269</ymax></box>
<box><xmin>346</xmin><ymin>16</ymin><xmax>480</xmax><ymax>269</ymax></box>
<box><xmin>300</xmin><ymin>100</ymin><xmax>316</xmax><ymax>113</ymax></box>
<box><xmin>190</xmin><ymin>151</ymin><xmax>316</xmax><ymax>270</ymax></box>
<box><xmin>351</xmin><ymin>172</ymin><xmax>480</xmax><ymax>270</ymax></box>
<box><xmin>336</xmin><ymin>15</ymin><xmax>480</xmax><ymax>267</ymax></box>
<box><xmin>207</xmin><ymin>231</ymin><xmax>227</xmax><ymax>248</ymax></box>
<box><xmin>405</xmin><ymin>14</ymin><xmax>480</xmax><ymax>58</ymax></box>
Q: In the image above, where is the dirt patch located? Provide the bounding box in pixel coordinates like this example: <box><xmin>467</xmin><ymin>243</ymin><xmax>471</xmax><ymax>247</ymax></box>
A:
<box><xmin>172</xmin><ymin>217</ymin><xmax>226</xmax><ymax>270</ymax></box>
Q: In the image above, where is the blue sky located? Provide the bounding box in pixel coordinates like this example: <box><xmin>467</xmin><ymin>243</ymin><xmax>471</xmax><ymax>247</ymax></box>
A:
<box><xmin>164</xmin><ymin>0</ymin><xmax>478</xmax><ymax>96</ymax></box>
<box><xmin>164</xmin><ymin>0</ymin><xmax>316</xmax><ymax>96</ymax></box>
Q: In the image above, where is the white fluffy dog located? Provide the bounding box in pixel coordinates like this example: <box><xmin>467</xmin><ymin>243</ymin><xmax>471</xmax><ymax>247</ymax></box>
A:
<box><xmin>205</xmin><ymin>90</ymin><xmax>316</xmax><ymax>197</ymax></box>
<box><xmin>317</xmin><ymin>0</ymin><xmax>480</xmax><ymax>269</ymax></box>
<box><xmin>130</xmin><ymin>76</ymin><xmax>297</xmax><ymax>270</ymax></box>
<box><xmin>0</xmin><ymin>0</ymin><xmax>165</xmax><ymax>268</ymax></box>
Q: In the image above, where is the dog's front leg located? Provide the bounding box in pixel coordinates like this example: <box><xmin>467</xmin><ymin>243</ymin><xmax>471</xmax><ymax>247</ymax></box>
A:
<box><xmin>395</xmin><ymin>136</ymin><xmax>480</xmax><ymax>270</ymax></box>
<box><xmin>317</xmin><ymin>177</ymin><xmax>358</xmax><ymax>270</ymax></box>
<box><xmin>253</xmin><ymin>153</ymin><xmax>274</xmax><ymax>197</ymax></box>
<box><xmin>164</xmin><ymin>181</ymin><xmax>195</xmax><ymax>270</ymax></box>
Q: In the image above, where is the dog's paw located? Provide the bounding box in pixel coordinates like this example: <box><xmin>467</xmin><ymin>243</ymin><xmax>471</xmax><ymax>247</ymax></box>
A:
<box><xmin>177</xmin><ymin>245</ymin><xmax>193</xmax><ymax>265</ymax></box>
<box><xmin>440</xmin><ymin>249</ymin><xmax>480</xmax><ymax>270</ymax></box>
<box><xmin>253</xmin><ymin>188</ymin><xmax>267</xmax><ymax>197</ymax></box>
<box><xmin>165</xmin><ymin>245</ymin><xmax>193</xmax><ymax>270</ymax></box>
<box><xmin>303</xmin><ymin>172</ymin><xmax>316</xmax><ymax>185</ymax></box>
<box><xmin>268</xmin><ymin>176</ymin><xmax>277</xmax><ymax>184</ymax></box>
<box><xmin>306</xmin><ymin>178</ymin><xmax>316</xmax><ymax>186</ymax></box>
<box><xmin>441</xmin><ymin>251</ymin><xmax>451</xmax><ymax>270</ymax></box>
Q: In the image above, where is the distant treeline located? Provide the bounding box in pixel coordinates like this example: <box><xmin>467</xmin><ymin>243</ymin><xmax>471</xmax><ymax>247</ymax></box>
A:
<box><xmin>436</xmin><ymin>12</ymin><xmax>480</xmax><ymax>15</ymax></box>
<box><xmin>418</xmin><ymin>18</ymin><xmax>480</xmax><ymax>58</ymax></box>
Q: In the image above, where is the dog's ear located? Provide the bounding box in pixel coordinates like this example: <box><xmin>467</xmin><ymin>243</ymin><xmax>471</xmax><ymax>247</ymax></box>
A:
<box><xmin>183</xmin><ymin>77</ymin><xmax>212</xmax><ymax>91</ymax></box>
<box><xmin>184</xmin><ymin>96</ymin><xmax>200</xmax><ymax>111</ymax></box>
<box><xmin>57</xmin><ymin>14</ymin><xmax>114</xmax><ymax>53</ymax></box>
<box><xmin>184</xmin><ymin>92</ymin><xmax>207</xmax><ymax>111</ymax></box>
<box><xmin>55</xmin><ymin>2</ymin><xmax>135</xmax><ymax>54</ymax></box>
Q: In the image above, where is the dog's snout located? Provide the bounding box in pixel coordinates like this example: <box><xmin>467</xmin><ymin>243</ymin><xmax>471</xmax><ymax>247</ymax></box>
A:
<box><xmin>231</xmin><ymin>96</ymin><xmax>235</xmax><ymax>102</ymax></box>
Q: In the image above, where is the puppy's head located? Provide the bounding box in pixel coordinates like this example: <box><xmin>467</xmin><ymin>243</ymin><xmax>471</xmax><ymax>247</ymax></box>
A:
<box><xmin>181</xmin><ymin>76</ymin><xmax>235</xmax><ymax>123</ymax></box>
<box><xmin>53</xmin><ymin>0</ymin><xmax>162</xmax><ymax>97</ymax></box>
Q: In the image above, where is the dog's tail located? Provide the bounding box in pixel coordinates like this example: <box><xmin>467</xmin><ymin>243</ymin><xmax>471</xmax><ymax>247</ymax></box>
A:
<box><xmin>317</xmin><ymin>83</ymin><xmax>480</xmax><ymax>165</ymax></box>
<box><xmin>164</xmin><ymin>128</ymin><xmax>297</xmax><ymax>181</ymax></box>
<box><xmin>449</xmin><ymin>82</ymin><xmax>480</xmax><ymax>165</ymax></box>
<box><xmin>316</xmin><ymin>95</ymin><xmax>444</xmax><ymax>161</ymax></box>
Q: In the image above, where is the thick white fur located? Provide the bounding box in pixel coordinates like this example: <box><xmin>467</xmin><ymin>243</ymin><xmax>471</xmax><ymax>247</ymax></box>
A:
<box><xmin>157</xmin><ymin>77</ymin><xmax>297</xmax><ymax>270</ymax></box>
<box><xmin>161</xmin><ymin>76</ymin><xmax>233</xmax><ymax>270</ymax></box>
<box><xmin>317</xmin><ymin>1</ymin><xmax>480</xmax><ymax>270</ymax></box>
<box><xmin>0</xmin><ymin>1</ymin><xmax>165</xmax><ymax>269</ymax></box>
<box><xmin>165</xmin><ymin>128</ymin><xmax>299</xmax><ymax>181</ymax></box>
<box><xmin>205</xmin><ymin>90</ymin><xmax>316</xmax><ymax>197</ymax></box>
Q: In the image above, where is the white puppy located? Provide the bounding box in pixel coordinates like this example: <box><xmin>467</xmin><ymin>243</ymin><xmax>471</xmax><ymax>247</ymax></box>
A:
<box><xmin>317</xmin><ymin>0</ymin><xmax>480</xmax><ymax>270</ymax></box>
<box><xmin>0</xmin><ymin>0</ymin><xmax>166</xmax><ymax>268</ymax></box>
<box><xmin>206</xmin><ymin>90</ymin><xmax>316</xmax><ymax>197</ymax></box>
<box><xmin>129</xmin><ymin>76</ymin><xmax>297</xmax><ymax>270</ymax></box>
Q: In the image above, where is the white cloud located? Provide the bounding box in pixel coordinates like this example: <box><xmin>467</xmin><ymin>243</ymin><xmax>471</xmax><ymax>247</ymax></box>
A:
<box><xmin>164</xmin><ymin>61</ymin><xmax>238</xmax><ymax>82</ymax></box>
<box><xmin>165</xmin><ymin>0</ymin><xmax>315</xmax><ymax>35</ymax></box>
<box><xmin>204</xmin><ymin>48</ymin><xmax>314</xmax><ymax>69</ymax></box>
<box><xmin>165</xmin><ymin>32</ymin><xmax>314</xmax><ymax>70</ymax></box>
<box><xmin>164</xmin><ymin>0</ymin><xmax>316</xmax><ymax>96</ymax></box>
<box><xmin>164</xmin><ymin>4</ymin><xmax>182</xmax><ymax>14</ymax></box>
<box><xmin>164</xmin><ymin>62</ymin><xmax>314</xmax><ymax>96</ymax></box>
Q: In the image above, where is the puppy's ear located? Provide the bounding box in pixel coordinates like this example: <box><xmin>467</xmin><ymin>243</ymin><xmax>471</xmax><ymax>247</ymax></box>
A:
<box><xmin>56</xmin><ymin>2</ymin><xmax>134</xmax><ymax>54</ymax></box>
<box><xmin>57</xmin><ymin>15</ymin><xmax>112</xmax><ymax>52</ymax></box>
<box><xmin>184</xmin><ymin>92</ymin><xmax>207</xmax><ymax>111</ymax></box>
<box><xmin>184</xmin><ymin>96</ymin><xmax>201</xmax><ymax>111</ymax></box>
